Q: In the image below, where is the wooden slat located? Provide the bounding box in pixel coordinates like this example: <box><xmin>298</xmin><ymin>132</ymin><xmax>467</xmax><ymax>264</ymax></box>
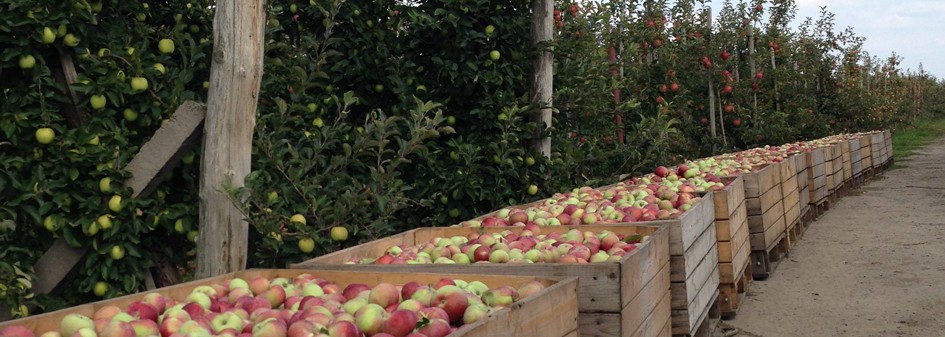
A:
<box><xmin>805</xmin><ymin>147</ymin><xmax>825</xmax><ymax>167</ymax></box>
<box><xmin>749</xmin><ymin>214</ymin><xmax>786</xmax><ymax>251</ymax></box>
<box><xmin>579</xmin><ymin>261</ymin><xmax>671</xmax><ymax>337</ymax></box>
<box><xmin>722</xmin><ymin>226</ymin><xmax>752</xmax><ymax>283</ymax></box>
<box><xmin>715</xmin><ymin>201</ymin><xmax>747</xmax><ymax>242</ymax></box>
<box><xmin>745</xmin><ymin>181</ymin><xmax>782</xmax><ymax>216</ymax></box>
<box><xmin>741</xmin><ymin>164</ymin><xmax>780</xmax><ymax>198</ymax></box>
<box><xmin>124</xmin><ymin>101</ymin><xmax>206</xmax><ymax>198</ymax></box>
<box><xmin>712</xmin><ymin>176</ymin><xmax>744</xmax><ymax>219</ymax></box>
<box><xmin>632</xmin><ymin>285</ymin><xmax>673</xmax><ymax>337</ymax></box>
<box><xmin>670</xmin><ymin>227</ymin><xmax>719</xmax><ymax>309</ymax></box>
<box><xmin>778</xmin><ymin>157</ymin><xmax>797</xmax><ymax>186</ymax></box>
<box><xmin>670</xmin><ymin>268</ymin><xmax>719</xmax><ymax>334</ymax></box>
<box><xmin>670</xmin><ymin>224</ymin><xmax>717</xmax><ymax>283</ymax></box>
<box><xmin>662</xmin><ymin>194</ymin><xmax>715</xmax><ymax>257</ymax></box>
<box><xmin>717</xmin><ymin>212</ymin><xmax>748</xmax><ymax>265</ymax></box>
<box><xmin>748</xmin><ymin>199</ymin><xmax>783</xmax><ymax>234</ymax></box>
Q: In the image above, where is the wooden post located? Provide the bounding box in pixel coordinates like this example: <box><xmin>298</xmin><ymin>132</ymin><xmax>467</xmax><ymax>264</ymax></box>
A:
<box><xmin>530</xmin><ymin>0</ymin><xmax>553</xmax><ymax>157</ymax></box>
<box><xmin>196</xmin><ymin>0</ymin><xmax>265</xmax><ymax>278</ymax></box>
<box><xmin>705</xmin><ymin>8</ymin><xmax>716</xmax><ymax>138</ymax></box>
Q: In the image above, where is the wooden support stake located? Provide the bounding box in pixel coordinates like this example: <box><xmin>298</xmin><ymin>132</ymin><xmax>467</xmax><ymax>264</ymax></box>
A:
<box><xmin>196</xmin><ymin>0</ymin><xmax>265</xmax><ymax>278</ymax></box>
<box><xmin>529</xmin><ymin>0</ymin><xmax>553</xmax><ymax>157</ymax></box>
<box><xmin>124</xmin><ymin>101</ymin><xmax>206</xmax><ymax>199</ymax></box>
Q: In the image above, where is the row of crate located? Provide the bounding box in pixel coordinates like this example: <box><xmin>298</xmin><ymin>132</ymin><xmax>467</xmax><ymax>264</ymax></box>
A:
<box><xmin>0</xmin><ymin>131</ymin><xmax>892</xmax><ymax>337</ymax></box>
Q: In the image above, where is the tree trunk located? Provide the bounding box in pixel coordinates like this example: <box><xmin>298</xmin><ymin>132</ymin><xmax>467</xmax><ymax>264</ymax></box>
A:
<box><xmin>530</xmin><ymin>0</ymin><xmax>553</xmax><ymax>157</ymax></box>
<box><xmin>196</xmin><ymin>0</ymin><xmax>265</xmax><ymax>278</ymax></box>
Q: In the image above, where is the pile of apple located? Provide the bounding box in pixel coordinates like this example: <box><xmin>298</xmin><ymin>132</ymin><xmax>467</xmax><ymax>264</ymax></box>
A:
<box><xmin>459</xmin><ymin>182</ymin><xmax>704</xmax><ymax>228</ymax></box>
<box><xmin>0</xmin><ymin>273</ymin><xmax>547</xmax><ymax>337</ymax></box>
<box><xmin>347</xmin><ymin>228</ymin><xmax>648</xmax><ymax>265</ymax></box>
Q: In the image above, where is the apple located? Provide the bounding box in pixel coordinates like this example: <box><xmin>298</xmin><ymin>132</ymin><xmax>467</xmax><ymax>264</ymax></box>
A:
<box><xmin>130</xmin><ymin>77</ymin><xmax>148</xmax><ymax>92</ymax></box>
<box><xmin>0</xmin><ymin>326</ymin><xmax>34</xmax><ymax>337</ymax></box>
<box><xmin>330</xmin><ymin>226</ymin><xmax>348</xmax><ymax>241</ymax></box>
<box><xmin>90</xmin><ymin>95</ymin><xmax>107</xmax><ymax>110</ymax></box>
<box><xmin>252</xmin><ymin>317</ymin><xmax>287</xmax><ymax>337</ymax></box>
<box><xmin>297</xmin><ymin>238</ymin><xmax>315</xmax><ymax>253</ymax></box>
<box><xmin>489</xmin><ymin>50</ymin><xmax>500</xmax><ymax>61</ymax></box>
<box><xmin>129</xmin><ymin>319</ymin><xmax>160</xmax><ymax>337</ymax></box>
<box><xmin>19</xmin><ymin>55</ymin><xmax>36</xmax><ymax>69</ymax></box>
<box><xmin>433</xmin><ymin>285</ymin><xmax>468</xmax><ymax>323</ymax></box>
<box><xmin>61</xmin><ymin>314</ymin><xmax>95</xmax><ymax>337</ymax></box>
<box><xmin>127</xmin><ymin>301</ymin><xmax>158</xmax><ymax>322</ymax></box>
<box><xmin>354</xmin><ymin>304</ymin><xmax>388</xmax><ymax>335</ymax></box>
<box><xmin>368</xmin><ymin>283</ymin><xmax>400</xmax><ymax>308</ymax></box>
<box><xmin>158</xmin><ymin>39</ymin><xmax>175</xmax><ymax>54</ymax></box>
<box><xmin>342</xmin><ymin>283</ymin><xmax>370</xmax><ymax>301</ymax></box>
<box><xmin>415</xmin><ymin>318</ymin><xmax>451</xmax><ymax>337</ymax></box>
<box><xmin>462</xmin><ymin>302</ymin><xmax>491</xmax><ymax>325</ymax></box>
<box><xmin>384</xmin><ymin>309</ymin><xmax>420</xmax><ymax>337</ymax></box>
<box><xmin>35</xmin><ymin>128</ymin><xmax>55</xmax><ymax>144</ymax></box>
<box><xmin>70</xmin><ymin>327</ymin><xmax>96</xmax><ymax>337</ymax></box>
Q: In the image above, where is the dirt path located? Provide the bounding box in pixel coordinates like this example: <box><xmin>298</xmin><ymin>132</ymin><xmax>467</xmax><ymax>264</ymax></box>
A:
<box><xmin>720</xmin><ymin>137</ymin><xmax>945</xmax><ymax>337</ymax></box>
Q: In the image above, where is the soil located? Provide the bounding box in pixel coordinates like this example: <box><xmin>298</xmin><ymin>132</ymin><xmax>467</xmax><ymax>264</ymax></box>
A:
<box><xmin>717</xmin><ymin>137</ymin><xmax>945</xmax><ymax>337</ymax></box>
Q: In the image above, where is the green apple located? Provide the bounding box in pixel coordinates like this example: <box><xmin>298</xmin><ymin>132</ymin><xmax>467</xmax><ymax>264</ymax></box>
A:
<box><xmin>298</xmin><ymin>237</ymin><xmax>315</xmax><ymax>253</ymax></box>
<box><xmin>527</xmin><ymin>184</ymin><xmax>538</xmax><ymax>195</ymax></box>
<box><xmin>63</xmin><ymin>33</ymin><xmax>79</xmax><ymax>47</ymax></box>
<box><xmin>18</xmin><ymin>55</ymin><xmax>36</xmax><ymax>69</ymax></box>
<box><xmin>93</xmin><ymin>281</ymin><xmax>108</xmax><ymax>297</ymax></box>
<box><xmin>489</xmin><ymin>50</ymin><xmax>500</xmax><ymax>61</ymax></box>
<box><xmin>331</xmin><ymin>226</ymin><xmax>348</xmax><ymax>241</ymax></box>
<box><xmin>290</xmin><ymin>214</ymin><xmax>306</xmax><ymax>224</ymax></box>
<box><xmin>110</xmin><ymin>245</ymin><xmax>125</xmax><ymax>260</ymax></box>
<box><xmin>35</xmin><ymin>127</ymin><xmax>55</xmax><ymax>144</ymax></box>
<box><xmin>41</xmin><ymin>26</ymin><xmax>56</xmax><ymax>44</ymax></box>
<box><xmin>153</xmin><ymin>63</ymin><xmax>166</xmax><ymax>74</ymax></box>
<box><xmin>90</xmin><ymin>95</ymin><xmax>107</xmax><ymax>110</ymax></box>
<box><xmin>158</xmin><ymin>38</ymin><xmax>175</xmax><ymax>54</ymax></box>
<box><xmin>123</xmin><ymin>108</ymin><xmax>138</xmax><ymax>122</ymax></box>
<box><xmin>60</xmin><ymin>314</ymin><xmax>94</xmax><ymax>336</ymax></box>
<box><xmin>97</xmin><ymin>215</ymin><xmax>112</xmax><ymax>230</ymax></box>
<box><xmin>313</xmin><ymin>117</ymin><xmax>324</xmax><ymax>128</ymax></box>
<box><xmin>484</xmin><ymin>24</ymin><xmax>496</xmax><ymax>37</ymax></box>
<box><xmin>108</xmin><ymin>195</ymin><xmax>123</xmax><ymax>212</ymax></box>
<box><xmin>130</xmin><ymin>77</ymin><xmax>149</xmax><ymax>92</ymax></box>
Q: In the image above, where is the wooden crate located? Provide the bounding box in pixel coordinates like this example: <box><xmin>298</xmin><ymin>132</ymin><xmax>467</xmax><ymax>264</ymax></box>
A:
<box><xmin>0</xmin><ymin>269</ymin><xmax>580</xmax><ymax>337</ymax></box>
<box><xmin>295</xmin><ymin>224</ymin><xmax>669</xmax><ymax>337</ymax></box>
<box><xmin>669</xmin><ymin>223</ymin><xmax>719</xmax><ymax>336</ymax></box>
<box><xmin>717</xmin><ymin>201</ymin><xmax>750</xmax><ymax>290</ymax></box>
<box><xmin>740</xmin><ymin>164</ymin><xmax>780</xmax><ymax>199</ymax></box>
<box><xmin>823</xmin><ymin>146</ymin><xmax>834</xmax><ymax>191</ymax></box>
<box><xmin>870</xmin><ymin>132</ymin><xmax>884</xmax><ymax>166</ymax></box>
<box><xmin>849</xmin><ymin>138</ymin><xmax>863</xmax><ymax>177</ymax></box>
<box><xmin>712</xmin><ymin>176</ymin><xmax>745</xmax><ymax>221</ymax></box>
<box><xmin>779</xmin><ymin>157</ymin><xmax>800</xmax><ymax>226</ymax></box>
<box><xmin>860</xmin><ymin>135</ymin><xmax>873</xmax><ymax>169</ymax></box>
<box><xmin>840</xmin><ymin>141</ymin><xmax>852</xmax><ymax>182</ymax></box>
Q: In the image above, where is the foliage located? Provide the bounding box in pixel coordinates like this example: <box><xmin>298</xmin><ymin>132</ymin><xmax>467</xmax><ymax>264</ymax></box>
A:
<box><xmin>1</xmin><ymin>0</ymin><xmax>943</xmax><ymax>316</ymax></box>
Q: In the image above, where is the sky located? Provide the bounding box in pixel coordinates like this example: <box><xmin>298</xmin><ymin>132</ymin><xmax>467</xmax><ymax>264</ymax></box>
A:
<box><xmin>710</xmin><ymin>0</ymin><xmax>945</xmax><ymax>79</ymax></box>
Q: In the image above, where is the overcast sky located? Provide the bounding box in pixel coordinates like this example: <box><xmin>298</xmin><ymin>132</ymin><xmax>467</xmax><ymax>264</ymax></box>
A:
<box><xmin>709</xmin><ymin>0</ymin><xmax>945</xmax><ymax>79</ymax></box>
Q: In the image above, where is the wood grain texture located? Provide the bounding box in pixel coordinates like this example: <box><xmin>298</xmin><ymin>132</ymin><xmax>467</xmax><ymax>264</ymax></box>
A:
<box><xmin>529</xmin><ymin>0</ymin><xmax>553</xmax><ymax>157</ymax></box>
<box><xmin>745</xmin><ymin>181</ymin><xmax>782</xmax><ymax>216</ymax></box>
<box><xmin>715</xmin><ymin>201</ymin><xmax>746</xmax><ymax>242</ymax></box>
<box><xmin>670</xmin><ymin>224</ymin><xmax>717</xmax><ymax>283</ymax></box>
<box><xmin>747</xmin><ymin>198</ymin><xmax>783</xmax><ymax>234</ymax></box>
<box><xmin>742</xmin><ymin>164</ymin><xmax>780</xmax><ymax>198</ymax></box>
<box><xmin>670</xmin><ymin>269</ymin><xmax>719</xmax><ymax>334</ymax></box>
<box><xmin>125</xmin><ymin>101</ymin><xmax>206</xmax><ymax>199</ymax></box>
<box><xmin>712</xmin><ymin>176</ymin><xmax>744</xmax><ymax>219</ymax></box>
<box><xmin>717</xmin><ymin>210</ymin><xmax>748</xmax><ymax>265</ymax></box>
<box><xmin>670</xmin><ymin>231</ymin><xmax>719</xmax><ymax>309</ymax></box>
<box><xmin>579</xmin><ymin>262</ymin><xmax>670</xmax><ymax>337</ymax></box>
<box><xmin>196</xmin><ymin>0</ymin><xmax>265</xmax><ymax>278</ymax></box>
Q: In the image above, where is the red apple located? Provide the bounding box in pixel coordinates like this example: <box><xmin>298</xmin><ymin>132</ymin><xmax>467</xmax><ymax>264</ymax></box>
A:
<box><xmin>384</xmin><ymin>309</ymin><xmax>420</xmax><ymax>337</ymax></box>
